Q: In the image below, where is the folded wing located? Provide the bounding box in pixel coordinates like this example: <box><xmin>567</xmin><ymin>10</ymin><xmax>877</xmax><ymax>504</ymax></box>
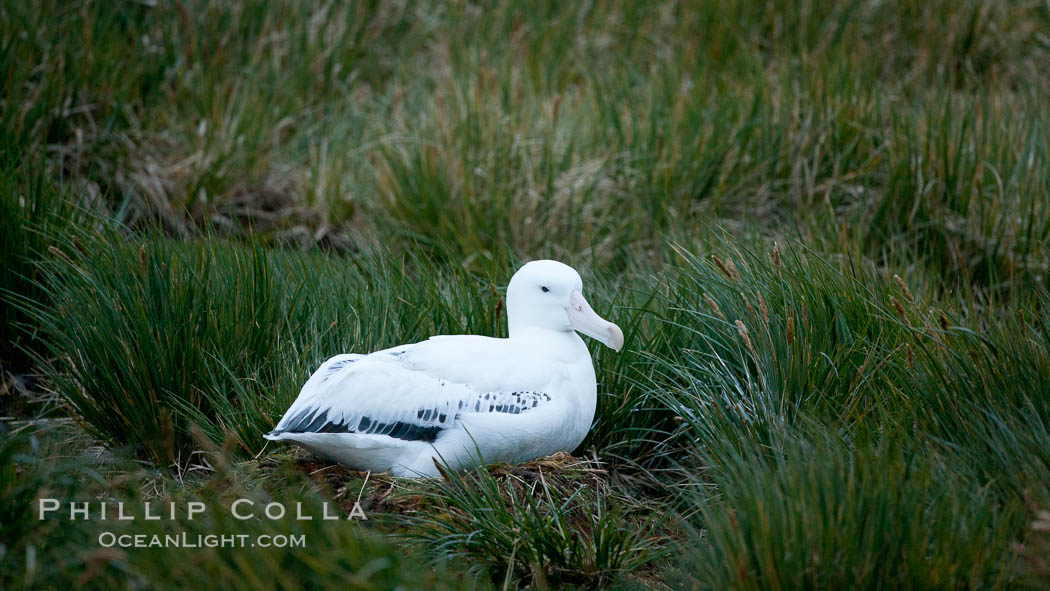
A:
<box><xmin>266</xmin><ymin>339</ymin><xmax>553</xmax><ymax>444</ymax></box>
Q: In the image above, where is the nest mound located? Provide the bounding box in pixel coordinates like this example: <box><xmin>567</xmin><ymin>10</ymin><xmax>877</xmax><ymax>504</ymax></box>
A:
<box><xmin>244</xmin><ymin>450</ymin><xmax>631</xmax><ymax>518</ymax></box>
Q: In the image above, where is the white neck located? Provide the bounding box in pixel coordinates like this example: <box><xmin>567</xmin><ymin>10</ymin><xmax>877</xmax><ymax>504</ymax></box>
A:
<box><xmin>509</xmin><ymin>325</ymin><xmax>590</xmax><ymax>360</ymax></box>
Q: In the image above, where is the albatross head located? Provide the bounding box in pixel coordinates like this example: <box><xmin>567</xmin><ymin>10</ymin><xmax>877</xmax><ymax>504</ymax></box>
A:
<box><xmin>506</xmin><ymin>260</ymin><xmax>624</xmax><ymax>351</ymax></box>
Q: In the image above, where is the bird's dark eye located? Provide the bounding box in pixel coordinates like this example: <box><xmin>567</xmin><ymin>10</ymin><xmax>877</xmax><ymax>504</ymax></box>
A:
<box><xmin>540</xmin><ymin>286</ymin><xmax>550</xmax><ymax>293</ymax></box>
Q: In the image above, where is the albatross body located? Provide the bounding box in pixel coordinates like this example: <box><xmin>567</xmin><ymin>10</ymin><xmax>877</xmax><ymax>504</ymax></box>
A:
<box><xmin>264</xmin><ymin>260</ymin><xmax>624</xmax><ymax>477</ymax></box>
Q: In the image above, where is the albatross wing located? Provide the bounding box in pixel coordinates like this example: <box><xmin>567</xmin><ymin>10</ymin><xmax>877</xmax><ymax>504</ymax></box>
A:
<box><xmin>265</xmin><ymin>335</ymin><xmax>557</xmax><ymax>474</ymax></box>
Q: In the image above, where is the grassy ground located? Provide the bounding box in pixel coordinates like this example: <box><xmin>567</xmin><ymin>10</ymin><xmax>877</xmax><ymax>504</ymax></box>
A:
<box><xmin>3</xmin><ymin>1</ymin><xmax>1050</xmax><ymax>589</ymax></box>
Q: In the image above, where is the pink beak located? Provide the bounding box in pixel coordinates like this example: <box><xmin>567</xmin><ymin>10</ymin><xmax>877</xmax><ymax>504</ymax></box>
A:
<box><xmin>567</xmin><ymin>290</ymin><xmax>624</xmax><ymax>351</ymax></box>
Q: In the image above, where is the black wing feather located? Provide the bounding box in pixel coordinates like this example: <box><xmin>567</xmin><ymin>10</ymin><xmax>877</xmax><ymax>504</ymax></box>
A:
<box><xmin>268</xmin><ymin>391</ymin><xmax>551</xmax><ymax>443</ymax></box>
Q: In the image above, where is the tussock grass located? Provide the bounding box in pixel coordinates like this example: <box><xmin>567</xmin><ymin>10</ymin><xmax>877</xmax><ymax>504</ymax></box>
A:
<box><xmin>907</xmin><ymin>290</ymin><xmax>1050</xmax><ymax>500</ymax></box>
<box><xmin>391</xmin><ymin>453</ymin><xmax>664</xmax><ymax>589</ymax></box>
<box><xmin>23</xmin><ymin>229</ymin><xmax>1050</xmax><ymax>588</ymax></box>
<box><xmin>0</xmin><ymin>425</ymin><xmax>469</xmax><ymax>590</ymax></box>
<box><xmin>4</xmin><ymin>0</ymin><xmax>1050</xmax><ymax>588</ymax></box>
<box><xmin>23</xmin><ymin>227</ymin><xmax>512</xmax><ymax>464</ymax></box>
<box><xmin>639</xmin><ymin>242</ymin><xmax>1050</xmax><ymax>588</ymax></box>
<box><xmin>4</xmin><ymin>1</ymin><xmax>1048</xmax><ymax>278</ymax></box>
<box><xmin>0</xmin><ymin>159</ymin><xmax>82</xmax><ymax>378</ymax></box>
<box><xmin>672</xmin><ymin>434</ymin><xmax>1019</xmax><ymax>589</ymax></box>
<box><xmin>0</xmin><ymin>425</ymin><xmax>109</xmax><ymax>589</ymax></box>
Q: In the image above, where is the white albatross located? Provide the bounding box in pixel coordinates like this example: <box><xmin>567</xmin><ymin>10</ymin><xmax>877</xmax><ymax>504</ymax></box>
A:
<box><xmin>264</xmin><ymin>260</ymin><xmax>624</xmax><ymax>477</ymax></box>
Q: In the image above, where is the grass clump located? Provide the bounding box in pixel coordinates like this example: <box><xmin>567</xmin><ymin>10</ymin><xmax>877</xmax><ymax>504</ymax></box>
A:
<box><xmin>25</xmin><ymin>229</ymin><xmax>514</xmax><ymax>464</ymax></box>
<box><xmin>0</xmin><ymin>425</ymin><xmax>108</xmax><ymax>589</ymax></box>
<box><xmin>639</xmin><ymin>240</ymin><xmax>1050</xmax><ymax>589</ymax></box>
<box><xmin>906</xmin><ymin>291</ymin><xmax>1050</xmax><ymax>501</ymax></box>
<box><xmin>399</xmin><ymin>453</ymin><xmax>665</xmax><ymax>589</ymax></box>
<box><xmin>673</xmin><ymin>433</ymin><xmax>1019</xmax><ymax>590</ymax></box>
<box><xmin>0</xmin><ymin>162</ymin><xmax>81</xmax><ymax>377</ymax></box>
<box><xmin>0</xmin><ymin>425</ymin><xmax>469</xmax><ymax>591</ymax></box>
<box><xmin>4</xmin><ymin>1</ymin><xmax>1049</xmax><ymax>282</ymax></box>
